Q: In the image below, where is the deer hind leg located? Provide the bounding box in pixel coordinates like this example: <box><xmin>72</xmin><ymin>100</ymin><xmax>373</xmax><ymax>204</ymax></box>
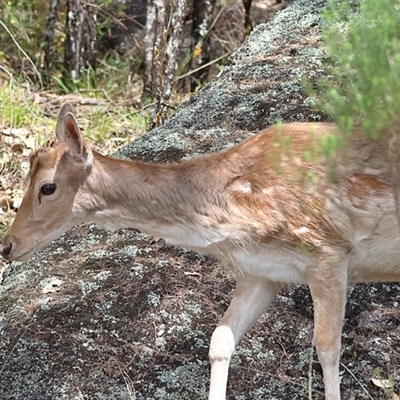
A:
<box><xmin>308</xmin><ymin>261</ymin><xmax>348</xmax><ymax>400</ymax></box>
<box><xmin>208</xmin><ymin>278</ymin><xmax>282</xmax><ymax>400</ymax></box>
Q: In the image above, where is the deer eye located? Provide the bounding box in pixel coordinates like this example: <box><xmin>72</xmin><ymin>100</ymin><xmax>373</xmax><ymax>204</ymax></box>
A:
<box><xmin>40</xmin><ymin>183</ymin><xmax>57</xmax><ymax>196</ymax></box>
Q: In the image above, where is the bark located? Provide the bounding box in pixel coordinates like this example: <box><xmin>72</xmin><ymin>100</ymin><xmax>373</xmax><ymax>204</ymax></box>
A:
<box><xmin>143</xmin><ymin>0</ymin><xmax>188</xmax><ymax>127</ymax></box>
<box><xmin>143</xmin><ymin>0</ymin><xmax>157</xmax><ymax>97</ymax></box>
<box><xmin>150</xmin><ymin>0</ymin><xmax>166</xmax><ymax>125</ymax></box>
<box><xmin>43</xmin><ymin>0</ymin><xmax>60</xmax><ymax>72</ymax></box>
<box><xmin>186</xmin><ymin>0</ymin><xmax>216</xmax><ymax>90</ymax></box>
<box><xmin>159</xmin><ymin>0</ymin><xmax>188</xmax><ymax>123</ymax></box>
<box><xmin>243</xmin><ymin>0</ymin><xmax>253</xmax><ymax>33</ymax></box>
<box><xmin>64</xmin><ymin>0</ymin><xmax>97</xmax><ymax>80</ymax></box>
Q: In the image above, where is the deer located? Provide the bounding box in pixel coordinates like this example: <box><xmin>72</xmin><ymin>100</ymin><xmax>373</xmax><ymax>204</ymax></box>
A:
<box><xmin>1</xmin><ymin>103</ymin><xmax>399</xmax><ymax>400</ymax></box>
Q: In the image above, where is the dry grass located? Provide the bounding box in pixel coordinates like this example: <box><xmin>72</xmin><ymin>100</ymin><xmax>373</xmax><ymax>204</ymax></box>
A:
<box><xmin>0</xmin><ymin>75</ymin><xmax>149</xmax><ymax>237</ymax></box>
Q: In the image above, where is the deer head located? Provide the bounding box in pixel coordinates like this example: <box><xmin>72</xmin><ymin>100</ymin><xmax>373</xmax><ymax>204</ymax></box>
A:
<box><xmin>1</xmin><ymin>103</ymin><xmax>93</xmax><ymax>261</ymax></box>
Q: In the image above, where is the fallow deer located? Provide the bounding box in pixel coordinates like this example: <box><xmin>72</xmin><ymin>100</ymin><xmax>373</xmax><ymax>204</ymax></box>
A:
<box><xmin>1</xmin><ymin>103</ymin><xmax>399</xmax><ymax>400</ymax></box>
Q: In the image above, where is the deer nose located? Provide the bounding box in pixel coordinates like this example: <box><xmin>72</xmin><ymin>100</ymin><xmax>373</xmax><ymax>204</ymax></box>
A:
<box><xmin>1</xmin><ymin>237</ymin><xmax>14</xmax><ymax>260</ymax></box>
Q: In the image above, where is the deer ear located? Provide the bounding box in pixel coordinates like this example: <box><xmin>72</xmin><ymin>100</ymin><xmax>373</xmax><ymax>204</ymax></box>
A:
<box><xmin>57</xmin><ymin>109</ymin><xmax>92</xmax><ymax>167</ymax></box>
<box><xmin>64</xmin><ymin>113</ymin><xmax>92</xmax><ymax>166</ymax></box>
<box><xmin>56</xmin><ymin>102</ymin><xmax>75</xmax><ymax>142</ymax></box>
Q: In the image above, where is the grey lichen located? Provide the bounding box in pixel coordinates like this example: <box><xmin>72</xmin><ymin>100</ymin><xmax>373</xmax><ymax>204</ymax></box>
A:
<box><xmin>116</xmin><ymin>0</ymin><xmax>328</xmax><ymax>164</ymax></box>
<box><xmin>2</xmin><ymin>1</ymin><xmax>398</xmax><ymax>400</ymax></box>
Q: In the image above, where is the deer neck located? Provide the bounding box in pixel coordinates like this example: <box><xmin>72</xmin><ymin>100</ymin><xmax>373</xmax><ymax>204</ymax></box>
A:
<box><xmin>80</xmin><ymin>152</ymin><xmax>229</xmax><ymax>248</ymax></box>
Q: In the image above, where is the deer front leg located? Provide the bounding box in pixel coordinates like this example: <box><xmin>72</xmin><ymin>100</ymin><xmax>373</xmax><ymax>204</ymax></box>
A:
<box><xmin>308</xmin><ymin>263</ymin><xmax>348</xmax><ymax>400</ymax></box>
<box><xmin>208</xmin><ymin>278</ymin><xmax>282</xmax><ymax>400</ymax></box>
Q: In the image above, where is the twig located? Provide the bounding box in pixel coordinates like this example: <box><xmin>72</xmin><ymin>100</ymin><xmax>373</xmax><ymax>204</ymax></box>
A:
<box><xmin>207</xmin><ymin>5</ymin><xmax>225</xmax><ymax>36</ymax></box>
<box><xmin>118</xmin><ymin>365</ymin><xmax>136</xmax><ymax>400</ymax></box>
<box><xmin>308</xmin><ymin>342</ymin><xmax>314</xmax><ymax>400</ymax></box>
<box><xmin>0</xmin><ymin>19</ymin><xmax>43</xmax><ymax>89</ymax></box>
<box><xmin>0</xmin><ymin>64</ymin><xmax>13</xmax><ymax>80</ymax></box>
<box><xmin>340</xmin><ymin>362</ymin><xmax>374</xmax><ymax>400</ymax></box>
<box><xmin>127</xmin><ymin>103</ymin><xmax>154</xmax><ymax>116</ymax></box>
<box><xmin>175</xmin><ymin>51</ymin><xmax>232</xmax><ymax>82</ymax></box>
<box><xmin>235</xmin><ymin>364</ymin><xmax>325</xmax><ymax>396</ymax></box>
<box><xmin>183</xmin><ymin>271</ymin><xmax>202</xmax><ymax>277</ymax></box>
<box><xmin>78</xmin><ymin>88</ymin><xmax>112</xmax><ymax>102</ymax></box>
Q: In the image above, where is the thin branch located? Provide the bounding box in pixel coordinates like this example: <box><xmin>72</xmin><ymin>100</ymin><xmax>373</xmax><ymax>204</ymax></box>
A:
<box><xmin>78</xmin><ymin>88</ymin><xmax>112</xmax><ymax>102</ymax></box>
<box><xmin>0</xmin><ymin>19</ymin><xmax>43</xmax><ymax>89</ymax></box>
<box><xmin>175</xmin><ymin>51</ymin><xmax>232</xmax><ymax>81</ymax></box>
<box><xmin>207</xmin><ymin>5</ymin><xmax>225</xmax><ymax>36</ymax></box>
<box><xmin>308</xmin><ymin>342</ymin><xmax>313</xmax><ymax>400</ymax></box>
<box><xmin>340</xmin><ymin>362</ymin><xmax>374</xmax><ymax>400</ymax></box>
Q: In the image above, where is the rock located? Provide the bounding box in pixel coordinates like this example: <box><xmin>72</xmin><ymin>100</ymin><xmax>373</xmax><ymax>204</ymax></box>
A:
<box><xmin>1</xmin><ymin>1</ymin><xmax>399</xmax><ymax>399</ymax></box>
<box><xmin>116</xmin><ymin>0</ymin><xmax>327</xmax><ymax>163</ymax></box>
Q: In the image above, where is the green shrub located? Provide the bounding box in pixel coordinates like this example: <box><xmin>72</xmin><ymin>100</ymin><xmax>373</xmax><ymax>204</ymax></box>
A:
<box><xmin>315</xmin><ymin>0</ymin><xmax>400</xmax><ymax>139</ymax></box>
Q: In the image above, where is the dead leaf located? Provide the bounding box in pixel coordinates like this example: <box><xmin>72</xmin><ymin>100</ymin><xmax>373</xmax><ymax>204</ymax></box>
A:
<box><xmin>33</xmin><ymin>93</ymin><xmax>47</xmax><ymax>104</ymax></box>
<box><xmin>12</xmin><ymin>197</ymin><xmax>22</xmax><ymax>209</ymax></box>
<box><xmin>11</xmin><ymin>143</ymin><xmax>24</xmax><ymax>154</ymax></box>
<box><xmin>371</xmin><ymin>378</ymin><xmax>393</xmax><ymax>388</ymax></box>
<box><xmin>23</xmin><ymin>137</ymin><xmax>37</xmax><ymax>150</ymax></box>
<box><xmin>0</xmin><ymin>195</ymin><xmax>12</xmax><ymax>209</ymax></box>
<box><xmin>0</xmin><ymin>176</ymin><xmax>13</xmax><ymax>190</ymax></box>
<box><xmin>20</xmin><ymin>161</ymin><xmax>30</xmax><ymax>173</ymax></box>
<box><xmin>2</xmin><ymin>127</ymin><xmax>30</xmax><ymax>138</ymax></box>
<box><xmin>157</xmin><ymin>324</ymin><xmax>165</xmax><ymax>336</ymax></box>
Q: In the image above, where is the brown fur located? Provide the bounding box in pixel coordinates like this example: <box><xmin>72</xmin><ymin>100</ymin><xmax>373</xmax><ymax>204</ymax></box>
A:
<box><xmin>1</xmin><ymin>104</ymin><xmax>399</xmax><ymax>400</ymax></box>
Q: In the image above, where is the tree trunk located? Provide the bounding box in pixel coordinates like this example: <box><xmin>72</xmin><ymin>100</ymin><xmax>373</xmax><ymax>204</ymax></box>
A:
<box><xmin>64</xmin><ymin>0</ymin><xmax>97</xmax><ymax>80</ymax></box>
<box><xmin>186</xmin><ymin>0</ymin><xmax>216</xmax><ymax>90</ymax></box>
<box><xmin>44</xmin><ymin>0</ymin><xmax>60</xmax><ymax>73</ymax></box>
<box><xmin>243</xmin><ymin>0</ymin><xmax>253</xmax><ymax>34</ymax></box>
<box><xmin>143</xmin><ymin>0</ymin><xmax>188</xmax><ymax>127</ymax></box>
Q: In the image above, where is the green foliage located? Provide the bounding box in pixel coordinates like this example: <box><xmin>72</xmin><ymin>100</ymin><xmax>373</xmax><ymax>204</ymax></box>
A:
<box><xmin>374</xmin><ymin>367</ymin><xmax>398</xmax><ymax>399</ymax></box>
<box><xmin>0</xmin><ymin>0</ymin><xmax>139</xmax><ymax>95</ymax></box>
<box><xmin>0</xmin><ymin>77</ymin><xmax>146</xmax><ymax>152</ymax></box>
<box><xmin>315</xmin><ymin>0</ymin><xmax>400</xmax><ymax>139</ymax></box>
<box><xmin>83</xmin><ymin>106</ymin><xmax>147</xmax><ymax>149</ymax></box>
<box><xmin>52</xmin><ymin>66</ymin><xmax>99</xmax><ymax>94</ymax></box>
<box><xmin>0</xmin><ymin>0</ymin><xmax>48</xmax><ymax>82</ymax></box>
<box><xmin>319</xmin><ymin>133</ymin><xmax>343</xmax><ymax>159</ymax></box>
<box><xmin>0</xmin><ymin>81</ymin><xmax>41</xmax><ymax>128</ymax></box>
